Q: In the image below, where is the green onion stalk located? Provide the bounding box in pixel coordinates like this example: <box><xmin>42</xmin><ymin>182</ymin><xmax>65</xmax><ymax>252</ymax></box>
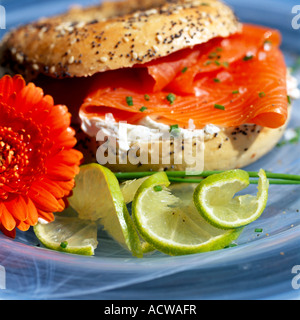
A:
<box><xmin>114</xmin><ymin>170</ymin><xmax>300</xmax><ymax>185</ymax></box>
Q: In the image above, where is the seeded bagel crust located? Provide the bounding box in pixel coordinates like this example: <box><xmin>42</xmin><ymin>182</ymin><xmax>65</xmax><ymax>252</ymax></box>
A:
<box><xmin>0</xmin><ymin>0</ymin><xmax>240</xmax><ymax>79</ymax></box>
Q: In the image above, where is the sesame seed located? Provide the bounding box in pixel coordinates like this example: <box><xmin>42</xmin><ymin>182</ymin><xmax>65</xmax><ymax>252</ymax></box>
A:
<box><xmin>50</xmin><ymin>66</ymin><xmax>56</xmax><ymax>73</ymax></box>
<box><xmin>68</xmin><ymin>56</ymin><xmax>75</xmax><ymax>64</ymax></box>
<box><xmin>152</xmin><ymin>45</ymin><xmax>159</xmax><ymax>52</ymax></box>
<box><xmin>32</xmin><ymin>63</ymin><xmax>39</xmax><ymax>71</ymax></box>
<box><xmin>156</xmin><ymin>34</ymin><xmax>163</xmax><ymax>42</ymax></box>
<box><xmin>100</xmin><ymin>56</ymin><xmax>108</xmax><ymax>63</ymax></box>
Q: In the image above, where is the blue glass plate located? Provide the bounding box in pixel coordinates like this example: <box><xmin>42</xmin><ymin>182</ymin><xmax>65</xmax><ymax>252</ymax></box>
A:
<box><xmin>0</xmin><ymin>0</ymin><xmax>300</xmax><ymax>300</ymax></box>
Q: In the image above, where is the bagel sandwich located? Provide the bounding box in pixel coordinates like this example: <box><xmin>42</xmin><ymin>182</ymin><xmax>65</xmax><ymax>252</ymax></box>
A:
<box><xmin>0</xmin><ymin>0</ymin><xmax>299</xmax><ymax>172</ymax></box>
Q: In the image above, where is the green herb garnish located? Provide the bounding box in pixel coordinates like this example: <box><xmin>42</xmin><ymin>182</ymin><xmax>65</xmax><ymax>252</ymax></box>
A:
<box><xmin>232</xmin><ymin>90</ymin><xmax>240</xmax><ymax>94</ymax></box>
<box><xmin>169</xmin><ymin>124</ymin><xmax>179</xmax><ymax>132</ymax></box>
<box><xmin>291</xmin><ymin>56</ymin><xmax>300</xmax><ymax>73</ymax></box>
<box><xmin>222</xmin><ymin>61</ymin><xmax>229</xmax><ymax>68</ymax></box>
<box><xmin>166</xmin><ymin>93</ymin><xmax>176</xmax><ymax>105</ymax></box>
<box><xmin>208</xmin><ymin>51</ymin><xmax>218</xmax><ymax>59</ymax></box>
<box><xmin>144</xmin><ymin>94</ymin><xmax>150</xmax><ymax>101</ymax></box>
<box><xmin>181</xmin><ymin>67</ymin><xmax>188</xmax><ymax>73</ymax></box>
<box><xmin>114</xmin><ymin>170</ymin><xmax>300</xmax><ymax>185</ymax></box>
<box><xmin>276</xmin><ymin>127</ymin><xmax>300</xmax><ymax>147</ymax></box>
<box><xmin>203</xmin><ymin>60</ymin><xmax>212</xmax><ymax>66</ymax></box>
<box><xmin>213</xmin><ymin>78</ymin><xmax>221</xmax><ymax>83</ymax></box>
<box><xmin>139</xmin><ymin>106</ymin><xmax>147</xmax><ymax>112</ymax></box>
<box><xmin>126</xmin><ymin>96</ymin><xmax>134</xmax><ymax>106</ymax></box>
<box><xmin>255</xmin><ymin>228</ymin><xmax>263</xmax><ymax>233</ymax></box>
<box><xmin>214</xmin><ymin>104</ymin><xmax>225</xmax><ymax>110</ymax></box>
<box><xmin>60</xmin><ymin>241</ymin><xmax>68</xmax><ymax>249</ymax></box>
<box><xmin>258</xmin><ymin>92</ymin><xmax>266</xmax><ymax>98</ymax></box>
<box><xmin>169</xmin><ymin>124</ymin><xmax>180</xmax><ymax>136</ymax></box>
<box><xmin>243</xmin><ymin>54</ymin><xmax>254</xmax><ymax>61</ymax></box>
<box><xmin>287</xmin><ymin>95</ymin><xmax>291</xmax><ymax>104</ymax></box>
<box><xmin>153</xmin><ymin>185</ymin><xmax>163</xmax><ymax>192</ymax></box>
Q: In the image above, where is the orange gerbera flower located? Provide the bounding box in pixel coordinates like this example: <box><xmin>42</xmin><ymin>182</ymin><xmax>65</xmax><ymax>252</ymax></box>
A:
<box><xmin>0</xmin><ymin>75</ymin><xmax>83</xmax><ymax>238</ymax></box>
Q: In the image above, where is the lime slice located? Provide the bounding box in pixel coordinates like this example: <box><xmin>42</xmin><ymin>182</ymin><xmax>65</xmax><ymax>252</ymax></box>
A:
<box><xmin>193</xmin><ymin>169</ymin><xmax>269</xmax><ymax>229</ymax></box>
<box><xmin>121</xmin><ymin>173</ymin><xmax>169</xmax><ymax>254</ymax></box>
<box><xmin>120</xmin><ymin>177</ymin><xmax>150</xmax><ymax>204</ymax></box>
<box><xmin>132</xmin><ymin>172</ymin><xmax>242</xmax><ymax>256</ymax></box>
<box><xmin>68</xmin><ymin>163</ymin><xmax>143</xmax><ymax>257</ymax></box>
<box><xmin>34</xmin><ymin>216</ymin><xmax>98</xmax><ymax>256</ymax></box>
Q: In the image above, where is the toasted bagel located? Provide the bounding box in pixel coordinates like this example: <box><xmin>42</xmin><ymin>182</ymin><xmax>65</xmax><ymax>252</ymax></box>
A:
<box><xmin>0</xmin><ymin>0</ymin><xmax>240</xmax><ymax>79</ymax></box>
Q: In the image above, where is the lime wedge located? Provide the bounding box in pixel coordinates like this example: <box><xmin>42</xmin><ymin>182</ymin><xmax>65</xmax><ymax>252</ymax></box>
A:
<box><xmin>34</xmin><ymin>216</ymin><xmax>98</xmax><ymax>256</ymax></box>
<box><xmin>68</xmin><ymin>163</ymin><xmax>143</xmax><ymax>257</ymax></box>
<box><xmin>120</xmin><ymin>177</ymin><xmax>150</xmax><ymax>204</ymax></box>
<box><xmin>132</xmin><ymin>172</ymin><xmax>242</xmax><ymax>256</ymax></box>
<box><xmin>193</xmin><ymin>169</ymin><xmax>269</xmax><ymax>229</ymax></box>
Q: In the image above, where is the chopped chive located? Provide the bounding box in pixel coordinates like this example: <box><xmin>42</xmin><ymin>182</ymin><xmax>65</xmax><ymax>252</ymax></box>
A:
<box><xmin>222</xmin><ymin>61</ymin><xmax>229</xmax><ymax>68</ymax></box>
<box><xmin>214</xmin><ymin>104</ymin><xmax>225</xmax><ymax>110</ymax></box>
<box><xmin>60</xmin><ymin>241</ymin><xmax>68</xmax><ymax>249</ymax></box>
<box><xmin>243</xmin><ymin>54</ymin><xmax>254</xmax><ymax>61</ymax></box>
<box><xmin>169</xmin><ymin>124</ymin><xmax>179</xmax><ymax>132</ymax></box>
<box><xmin>144</xmin><ymin>94</ymin><xmax>150</xmax><ymax>101</ymax></box>
<box><xmin>287</xmin><ymin>95</ymin><xmax>291</xmax><ymax>104</ymax></box>
<box><xmin>166</xmin><ymin>93</ymin><xmax>176</xmax><ymax>105</ymax></box>
<box><xmin>139</xmin><ymin>106</ymin><xmax>147</xmax><ymax>112</ymax></box>
<box><xmin>258</xmin><ymin>91</ymin><xmax>266</xmax><ymax>98</ymax></box>
<box><xmin>291</xmin><ymin>56</ymin><xmax>300</xmax><ymax>73</ymax></box>
<box><xmin>232</xmin><ymin>90</ymin><xmax>240</xmax><ymax>94</ymax></box>
<box><xmin>181</xmin><ymin>66</ymin><xmax>188</xmax><ymax>73</ymax></box>
<box><xmin>213</xmin><ymin>78</ymin><xmax>221</xmax><ymax>83</ymax></box>
<box><xmin>227</xmin><ymin>243</ymin><xmax>238</xmax><ymax>247</ymax></box>
<box><xmin>203</xmin><ymin>60</ymin><xmax>212</xmax><ymax>66</ymax></box>
<box><xmin>216</xmin><ymin>47</ymin><xmax>223</xmax><ymax>52</ymax></box>
<box><xmin>126</xmin><ymin>96</ymin><xmax>134</xmax><ymax>106</ymax></box>
<box><xmin>153</xmin><ymin>185</ymin><xmax>163</xmax><ymax>192</ymax></box>
<box><xmin>255</xmin><ymin>228</ymin><xmax>263</xmax><ymax>233</ymax></box>
<box><xmin>208</xmin><ymin>52</ymin><xmax>217</xmax><ymax>58</ymax></box>
<box><xmin>169</xmin><ymin>124</ymin><xmax>180</xmax><ymax>137</ymax></box>
<box><xmin>214</xmin><ymin>60</ymin><xmax>221</xmax><ymax>66</ymax></box>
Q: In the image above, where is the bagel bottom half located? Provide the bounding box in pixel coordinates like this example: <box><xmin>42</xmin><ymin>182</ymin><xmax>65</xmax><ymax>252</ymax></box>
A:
<box><xmin>76</xmin><ymin>105</ymin><xmax>291</xmax><ymax>172</ymax></box>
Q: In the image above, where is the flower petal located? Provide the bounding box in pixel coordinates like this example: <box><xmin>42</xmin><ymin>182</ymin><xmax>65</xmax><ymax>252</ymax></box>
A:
<box><xmin>0</xmin><ymin>203</ymin><xmax>16</xmax><ymax>231</ymax></box>
<box><xmin>16</xmin><ymin>220</ymin><xmax>30</xmax><ymax>232</ymax></box>
<box><xmin>48</xmin><ymin>149</ymin><xmax>83</xmax><ymax>166</ymax></box>
<box><xmin>37</xmin><ymin>209</ymin><xmax>54</xmax><ymax>223</ymax></box>
<box><xmin>0</xmin><ymin>74</ymin><xmax>25</xmax><ymax>102</ymax></box>
<box><xmin>4</xmin><ymin>196</ymin><xmax>28</xmax><ymax>222</ymax></box>
<box><xmin>38</xmin><ymin>178</ymin><xmax>65</xmax><ymax>199</ymax></box>
<box><xmin>23</xmin><ymin>197</ymin><xmax>39</xmax><ymax>226</ymax></box>
<box><xmin>46</xmin><ymin>163</ymin><xmax>80</xmax><ymax>181</ymax></box>
<box><xmin>15</xmin><ymin>82</ymin><xmax>44</xmax><ymax>114</ymax></box>
<box><xmin>0</xmin><ymin>223</ymin><xmax>16</xmax><ymax>238</ymax></box>
<box><xmin>29</xmin><ymin>183</ymin><xmax>65</xmax><ymax>213</ymax></box>
<box><xmin>45</xmin><ymin>104</ymin><xmax>71</xmax><ymax>132</ymax></box>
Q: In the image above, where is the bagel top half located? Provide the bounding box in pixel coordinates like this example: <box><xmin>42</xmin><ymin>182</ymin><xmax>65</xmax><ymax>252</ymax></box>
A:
<box><xmin>0</xmin><ymin>0</ymin><xmax>240</xmax><ymax>79</ymax></box>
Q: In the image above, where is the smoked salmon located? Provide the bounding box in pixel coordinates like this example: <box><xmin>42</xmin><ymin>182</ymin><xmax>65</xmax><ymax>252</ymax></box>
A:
<box><xmin>80</xmin><ymin>24</ymin><xmax>288</xmax><ymax>129</ymax></box>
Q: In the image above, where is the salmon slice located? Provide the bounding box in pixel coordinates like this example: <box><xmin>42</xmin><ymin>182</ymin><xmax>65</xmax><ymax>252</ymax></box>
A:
<box><xmin>80</xmin><ymin>24</ymin><xmax>287</xmax><ymax>129</ymax></box>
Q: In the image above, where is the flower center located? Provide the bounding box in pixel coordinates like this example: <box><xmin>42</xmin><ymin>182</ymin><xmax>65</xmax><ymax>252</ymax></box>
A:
<box><xmin>0</xmin><ymin>126</ymin><xmax>35</xmax><ymax>200</ymax></box>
